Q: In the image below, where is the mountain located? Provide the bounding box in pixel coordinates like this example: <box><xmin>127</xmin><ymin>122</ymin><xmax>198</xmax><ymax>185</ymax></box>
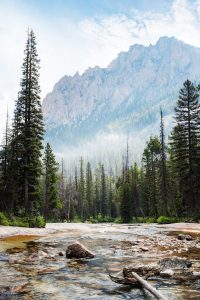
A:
<box><xmin>42</xmin><ymin>37</ymin><xmax>200</xmax><ymax>160</ymax></box>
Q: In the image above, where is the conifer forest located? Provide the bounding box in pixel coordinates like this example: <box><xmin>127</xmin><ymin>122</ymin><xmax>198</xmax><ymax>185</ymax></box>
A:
<box><xmin>0</xmin><ymin>30</ymin><xmax>200</xmax><ymax>227</ymax></box>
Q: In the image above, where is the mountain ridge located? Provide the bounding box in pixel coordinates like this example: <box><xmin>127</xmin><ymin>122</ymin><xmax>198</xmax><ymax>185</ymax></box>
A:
<box><xmin>42</xmin><ymin>36</ymin><xmax>200</xmax><ymax>156</ymax></box>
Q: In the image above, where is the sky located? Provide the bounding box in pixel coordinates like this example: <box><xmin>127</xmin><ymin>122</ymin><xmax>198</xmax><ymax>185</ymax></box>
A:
<box><xmin>0</xmin><ymin>0</ymin><xmax>200</xmax><ymax>136</ymax></box>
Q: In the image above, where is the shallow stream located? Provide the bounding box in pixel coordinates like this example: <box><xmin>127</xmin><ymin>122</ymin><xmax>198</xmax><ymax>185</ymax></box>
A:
<box><xmin>0</xmin><ymin>223</ymin><xmax>200</xmax><ymax>299</ymax></box>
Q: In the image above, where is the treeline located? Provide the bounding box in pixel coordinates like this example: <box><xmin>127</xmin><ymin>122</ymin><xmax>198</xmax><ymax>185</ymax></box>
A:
<box><xmin>0</xmin><ymin>30</ymin><xmax>200</xmax><ymax>227</ymax></box>
<box><xmin>60</xmin><ymin>78</ymin><xmax>200</xmax><ymax>223</ymax></box>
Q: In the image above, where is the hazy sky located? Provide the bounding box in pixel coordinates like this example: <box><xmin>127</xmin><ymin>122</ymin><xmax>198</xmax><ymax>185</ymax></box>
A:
<box><xmin>0</xmin><ymin>0</ymin><xmax>200</xmax><ymax>135</ymax></box>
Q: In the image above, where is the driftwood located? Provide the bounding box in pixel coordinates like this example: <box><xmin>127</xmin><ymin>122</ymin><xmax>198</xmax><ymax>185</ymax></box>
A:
<box><xmin>130</xmin><ymin>271</ymin><xmax>168</xmax><ymax>300</ymax></box>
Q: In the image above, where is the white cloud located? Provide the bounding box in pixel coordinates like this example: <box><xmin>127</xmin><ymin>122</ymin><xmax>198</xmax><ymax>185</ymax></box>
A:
<box><xmin>79</xmin><ymin>0</ymin><xmax>200</xmax><ymax>58</ymax></box>
<box><xmin>0</xmin><ymin>0</ymin><xmax>200</xmax><ymax>138</ymax></box>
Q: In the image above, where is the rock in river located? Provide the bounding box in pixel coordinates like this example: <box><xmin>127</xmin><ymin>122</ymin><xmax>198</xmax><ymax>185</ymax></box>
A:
<box><xmin>66</xmin><ymin>241</ymin><xmax>94</xmax><ymax>259</ymax></box>
<box><xmin>177</xmin><ymin>234</ymin><xmax>193</xmax><ymax>241</ymax></box>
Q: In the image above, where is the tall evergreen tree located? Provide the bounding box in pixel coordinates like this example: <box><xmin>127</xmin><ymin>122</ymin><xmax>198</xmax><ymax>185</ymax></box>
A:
<box><xmin>160</xmin><ymin>109</ymin><xmax>168</xmax><ymax>216</ymax></box>
<box><xmin>12</xmin><ymin>29</ymin><xmax>44</xmax><ymax>216</ymax></box>
<box><xmin>0</xmin><ymin>111</ymin><xmax>12</xmax><ymax>213</ymax></box>
<box><xmin>74</xmin><ymin>166</ymin><xmax>78</xmax><ymax>192</ymax></box>
<box><xmin>119</xmin><ymin>148</ymin><xmax>132</xmax><ymax>223</ymax></box>
<box><xmin>0</xmin><ymin>110</ymin><xmax>10</xmax><ymax>188</ymax></box>
<box><xmin>79</xmin><ymin>157</ymin><xmax>85</xmax><ymax>219</ymax></box>
<box><xmin>108</xmin><ymin>169</ymin><xmax>114</xmax><ymax>218</ymax></box>
<box><xmin>86</xmin><ymin>162</ymin><xmax>93</xmax><ymax>218</ymax></box>
<box><xmin>43</xmin><ymin>143</ymin><xmax>59</xmax><ymax>221</ymax></box>
<box><xmin>101</xmin><ymin>164</ymin><xmax>107</xmax><ymax>217</ymax></box>
<box><xmin>170</xmin><ymin>80</ymin><xmax>200</xmax><ymax>215</ymax></box>
<box><xmin>142</xmin><ymin>137</ymin><xmax>161</xmax><ymax>217</ymax></box>
<box><xmin>120</xmin><ymin>181</ymin><xmax>131</xmax><ymax>223</ymax></box>
<box><xmin>130</xmin><ymin>163</ymin><xmax>140</xmax><ymax>217</ymax></box>
<box><xmin>94</xmin><ymin>167</ymin><xmax>101</xmax><ymax>217</ymax></box>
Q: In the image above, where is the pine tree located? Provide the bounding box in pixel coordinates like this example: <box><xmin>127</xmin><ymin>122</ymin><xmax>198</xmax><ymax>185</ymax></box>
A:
<box><xmin>160</xmin><ymin>109</ymin><xmax>168</xmax><ymax>216</ymax></box>
<box><xmin>43</xmin><ymin>143</ymin><xmax>59</xmax><ymax>221</ymax></box>
<box><xmin>0</xmin><ymin>110</ymin><xmax>10</xmax><ymax>189</ymax></box>
<box><xmin>120</xmin><ymin>181</ymin><xmax>131</xmax><ymax>223</ymax></box>
<box><xmin>139</xmin><ymin>165</ymin><xmax>147</xmax><ymax>217</ymax></box>
<box><xmin>79</xmin><ymin>157</ymin><xmax>85</xmax><ymax>219</ymax></box>
<box><xmin>74</xmin><ymin>166</ymin><xmax>78</xmax><ymax>191</ymax></box>
<box><xmin>142</xmin><ymin>137</ymin><xmax>161</xmax><ymax>218</ymax></box>
<box><xmin>168</xmin><ymin>143</ymin><xmax>183</xmax><ymax>216</ymax></box>
<box><xmin>94</xmin><ymin>168</ymin><xmax>101</xmax><ymax>217</ymax></box>
<box><xmin>64</xmin><ymin>175</ymin><xmax>76</xmax><ymax>222</ymax></box>
<box><xmin>130</xmin><ymin>163</ymin><xmax>140</xmax><ymax>217</ymax></box>
<box><xmin>11</xmin><ymin>29</ymin><xmax>44</xmax><ymax>216</ymax></box>
<box><xmin>0</xmin><ymin>111</ymin><xmax>12</xmax><ymax>213</ymax></box>
<box><xmin>60</xmin><ymin>159</ymin><xmax>65</xmax><ymax>201</ymax></box>
<box><xmin>119</xmin><ymin>147</ymin><xmax>132</xmax><ymax>223</ymax></box>
<box><xmin>170</xmin><ymin>80</ymin><xmax>200</xmax><ymax>215</ymax></box>
<box><xmin>101</xmin><ymin>164</ymin><xmax>107</xmax><ymax>217</ymax></box>
<box><xmin>86</xmin><ymin>162</ymin><xmax>93</xmax><ymax>218</ymax></box>
<box><xmin>6</xmin><ymin>104</ymin><xmax>22</xmax><ymax>214</ymax></box>
<box><xmin>108</xmin><ymin>169</ymin><xmax>114</xmax><ymax>218</ymax></box>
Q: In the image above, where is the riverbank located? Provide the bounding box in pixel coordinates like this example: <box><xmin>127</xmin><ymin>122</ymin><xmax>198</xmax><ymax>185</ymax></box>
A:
<box><xmin>0</xmin><ymin>224</ymin><xmax>57</xmax><ymax>239</ymax></box>
<box><xmin>0</xmin><ymin>222</ymin><xmax>199</xmax><ymax>239</ymax></box>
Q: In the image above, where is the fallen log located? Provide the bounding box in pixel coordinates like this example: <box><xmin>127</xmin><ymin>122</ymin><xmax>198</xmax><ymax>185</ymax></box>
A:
<box><xmin>109</xmin><ymin>268</ymin><xmax>168</xmax><ymax>300</ymax></box>
<box><xmin>130</xmin><ymin>271</ymin><xmax>168</xmax><ymax>300</ymax></box>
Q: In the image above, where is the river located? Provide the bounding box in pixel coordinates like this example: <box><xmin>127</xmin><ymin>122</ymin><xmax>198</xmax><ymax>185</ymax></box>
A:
<box><xmin>0</xmin><ymin>223</ymin><xmax>200</xmax><ymax>299</ymax></box>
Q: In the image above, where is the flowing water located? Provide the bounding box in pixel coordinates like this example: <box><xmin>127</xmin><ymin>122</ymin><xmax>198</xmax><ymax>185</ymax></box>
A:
<box><xmin>0</xmin><ymin>223</ymin><xmax>200</xmax><ymax>300</ymax></box>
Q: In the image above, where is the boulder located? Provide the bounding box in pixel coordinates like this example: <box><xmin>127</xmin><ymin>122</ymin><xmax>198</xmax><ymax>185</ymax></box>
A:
<box><xmin>177</xmin><ymin>234</ymin><xmax>193</xmax><ymax>241</ymax></box>
<box><xmin>66</xmin><ymin>242</ymin><xmax>94</xmax><ymax>259</ymax></box>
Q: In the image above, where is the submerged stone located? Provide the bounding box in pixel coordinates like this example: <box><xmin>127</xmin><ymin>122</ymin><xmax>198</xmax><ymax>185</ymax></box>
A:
<box><xmin>160</xmin><ymin>269</ymin><xmax>175</xmax><ymax>277</ymax></box>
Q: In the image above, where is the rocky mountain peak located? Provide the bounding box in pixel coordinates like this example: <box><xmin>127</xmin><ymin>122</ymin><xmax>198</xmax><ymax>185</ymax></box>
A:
<box><xmin>42</xmin><ymin>37</ymin><xmax>200</xmax><ymax>156</ymax></box>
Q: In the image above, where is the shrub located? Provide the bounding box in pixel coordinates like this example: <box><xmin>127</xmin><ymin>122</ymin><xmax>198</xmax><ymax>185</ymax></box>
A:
<box><xmin>0</xmin><ymin>212</ymin><xmax>10</xmax><ymax>226</ymax></box>
<box><xmin>157</xmin><ymin>216</ymin><xmax>177</xmax><ymax>224</ymax></box>
<box><xmin>88</xmin><ymin>215</ymin><xmax>114</xmax><ymax>223</ymax></box>
<box><xmin>193</xmin><ymin>212</ymin><xmax>200</xmax><ymax>222</ymax></box>
<box><xmin>88</xmin><ymin>217</ymin><xmax>98</xmax><ymax>223</ymax></box>
<box><xmin>97</xmin><ymin>213</ymin><xmax>104</xmax><ymax>223</ymax></box>
<box><xmin>114</xmin><ymin>217</ymin><xmax>122</xmax><ymax>224</ymax></box>
<box><xmin>144</xmin><ymin>217</ymin><xmax>155</xmax><ymax>223</ymax></box>
<box><xmin>131</xmin><ymin>217</ymin><xmax>147</xmax><ymax>223</ymax></box>
<box><xmin>11</xmin><ymin>217</ymin><xmax>29</xmax><ymax>227</ymax></box>
<box><xmin>73</xmin><ymin>215</ymin><xmax>82</xmax><ymax>223</ymax></box>
<box><xmin>28</xmin><ymin>216</ymin><xmax>46</xmax><ymax>228</ymax></box>
<box><xmin>103</xmin><ymin>215</ymin><xmax>114</xmax><ymax>222</ymax></box>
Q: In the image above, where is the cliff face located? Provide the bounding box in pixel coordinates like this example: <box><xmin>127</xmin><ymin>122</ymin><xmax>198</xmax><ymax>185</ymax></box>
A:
<box><xmin>42</xmin><ymin>36</ymin><xmax>200</xmax><ymax>152</ymax></box>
